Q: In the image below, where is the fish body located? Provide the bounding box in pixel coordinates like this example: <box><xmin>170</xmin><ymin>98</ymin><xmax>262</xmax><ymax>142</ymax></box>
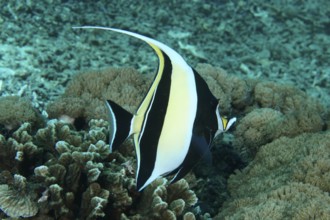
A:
<box><xmin>74</xmin><ymin>26</ymin><xmax>236</xmax><ymax>191</ymax></box>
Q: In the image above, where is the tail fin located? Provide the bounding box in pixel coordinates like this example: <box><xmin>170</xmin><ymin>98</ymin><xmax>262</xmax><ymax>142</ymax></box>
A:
<box><xmin>106</xmin><ymin>100</ymin><xmax>133</xmax><ymax>152</ymax></box>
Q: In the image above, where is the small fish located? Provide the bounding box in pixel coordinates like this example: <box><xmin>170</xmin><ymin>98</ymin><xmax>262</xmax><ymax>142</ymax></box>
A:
<box><xmin>73</xmin><ymin>26</ymin><xmax>236</xmax><ymax>191</ymax></box>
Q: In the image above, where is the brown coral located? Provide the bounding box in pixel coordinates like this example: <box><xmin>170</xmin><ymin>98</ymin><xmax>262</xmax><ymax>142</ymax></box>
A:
<box><xmin>2</xmin><ymin>63</ymin><xmax>328</xmax><ymax>219</ymax></box>
<box><xmin>197</xmin><ymin>64</ymin><xmax>326</xmax><ymax>163</ymax></box>
<box><xmin>121</xmin><ymin>178</ymin><xmax>198</xmax><ymax>220</ymax></box>
<box><xmin>0</xmin><ymin>116</ymin><xmax>203</xmax><ymax>219</ymax></box>
<box><xmin>254</xmin><ymin>81</ymin><xmax>325</xmax><ymax>137</ymax></box>
<box><xmin>80</xmin><ymin>183</ymin><xmax>110</xmax><ymax>219</ymax></box>
<box><xmin>233</xmin><ymin>108</ymin><xmax>285</xmax><ymax>160</ymax></box>
<box><xmin>0</xmin><ymin>122</ymin><xmax>44</xmax><ymax>173</ymax></box>
<box><xmin>0</xmin><ymin>174</ymin><xmax>38</xmax><ymax>218</ymax></box>
<box><xmin>46</xmin><ymin>67</ymin><xmax>151</xmax><ymax>124</ymax></box>
<box><xmin>0</xmin><ymin>119</ymin><xmax>113</xmax><ymax>219</ymax></box>
<box><xmin>194</xmin><ymin>64</ymin><xmax>329</xmax><ymax>217</ymax></box>
<box><xmin>216</xmin><ymin>131</ymin><xmax>330</xmax><ymax>219</ymax></box>
<box><xmin>0</xmin><ymin>96</ymin><xmax>44</xmax><ymax>131</ymax></box>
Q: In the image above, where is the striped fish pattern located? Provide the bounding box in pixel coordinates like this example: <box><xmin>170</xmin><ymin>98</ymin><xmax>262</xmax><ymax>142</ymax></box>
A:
<box><xmin>74</xmin><ymin>26</ymin><xmax>236</xmax><ymax>191</ymax></box>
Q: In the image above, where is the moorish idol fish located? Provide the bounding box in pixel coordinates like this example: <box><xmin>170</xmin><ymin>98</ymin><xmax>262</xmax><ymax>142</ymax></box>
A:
<box><xmin>73</xmin><ymin>26</ymin><xmax>236</xmax><ymax>191</ymax></box>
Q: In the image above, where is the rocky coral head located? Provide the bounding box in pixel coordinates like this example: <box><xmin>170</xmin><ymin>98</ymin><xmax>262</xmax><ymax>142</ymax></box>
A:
<box><xmin>46</xmin><ymin>67</ymin><xmax>150</xmax><ymax>129</ymax></box>
<box><xmin>0</xmin><ymin>96</ymin><xmax>45</xmax><ymax>134</ymax></box>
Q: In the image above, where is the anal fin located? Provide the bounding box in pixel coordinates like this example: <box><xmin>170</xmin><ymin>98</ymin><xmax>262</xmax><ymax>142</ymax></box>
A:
<box><xmin>169</xmin><ymin>135</ymin><xmax>211</xmax><ymax>183</ymax></box>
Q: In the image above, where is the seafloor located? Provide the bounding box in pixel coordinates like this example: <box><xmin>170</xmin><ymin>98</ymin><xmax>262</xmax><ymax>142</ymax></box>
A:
<box><xmin>0</xmin><ymin>0</ymin><xmax>329</xmax><ymax>219</ymax></box>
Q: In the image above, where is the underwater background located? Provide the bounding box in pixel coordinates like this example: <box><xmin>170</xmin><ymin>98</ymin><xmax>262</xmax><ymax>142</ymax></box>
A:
<box><xmin>0</xmin><ymin>0</ymin><xmax>329</xmax><ymax>219</ymax></box>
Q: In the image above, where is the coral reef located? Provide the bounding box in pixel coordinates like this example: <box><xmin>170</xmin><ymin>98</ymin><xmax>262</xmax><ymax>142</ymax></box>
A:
<box><xmin>48</xmin><ymin>64</ymin><xmax>326</xmax><ymax>163</ymax></box>
<box><xmin>0</xmin><ymin>174</ymin><xmax>38</xmax><ymax>218</ymax></box>
<box><xmin>46</xmin><ymin>67</ymin><xmax>151</xmax><ymax>125</ymax></box>
<box><xmin>0</xmin><ymin>96</ymin><xmax>44</xmax><ymax>132</ymax></box>
<box><xmin>1</xmin><ymin>0</ymin><xmax>330</xmax><ymax>218</ymax></box>
<box><xmin>1</xmin><ymin>65</ymin><xmax>329</xmax><ymax>219</ymax></box>
<box><xmin>121</xmin><ymin>178</ymin><xmax>198</xmax><ymax>220</ymax></box>
<box><xmin>197</xmin><ymin>64</ymin><xmax>327</xmax><ymax>162</ymax></box>
<box><xmin>234</xmin><ymin>78</ymin><xmax>326</xmax><ymax>162</ymax></box>
<box><xmin>42</xmin><ymin>64</ymin><xmax>242</xmax><ymax>217</ymax></box>
<box><xmin>195</xmin><ymin>64</ymin><xmax>330</xmax><ymax>218</ymax></box>
<box><xmin>0</xmin><ymin>118</ymin><xmax>199</xmax><ymax>219</ymax></box>
<box><xmin>216</xmin><ymin>131</ymin><xmax>330</xmax><ymax>219</ymax></box>
<box><xmin>196</xmin><ymin>64</ymin><xmax>256</xmax><ymax>114</ymax></box>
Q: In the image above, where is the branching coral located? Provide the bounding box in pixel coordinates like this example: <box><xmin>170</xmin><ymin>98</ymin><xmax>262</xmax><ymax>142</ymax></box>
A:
<box><xmin>9</xmin><ymin>122</ymin><xmax>41</xmax><ymax>162</ymax></box>
<box><xmin>80</xmin><ymin>183</ymin><xmax>110</xmax><ymax>219</ymax></box>
<box><xmin>0</xmin><ymin>117</ymin><xmax>201</xmax><ymax>219</ymax></box>
<box><xmin>0</xmin><ymin>118</ymin><xmax>113</xmax><ymax>219</ymax></box>
<box><xmin>0</xmin><ymin>174</ymin><xmax>38</xmax><ymax>218</ymax></box>
<box><xmin>121</xmin><ymin>178</ymin><xmax>198</xmax><ymax>220</ymax></box>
